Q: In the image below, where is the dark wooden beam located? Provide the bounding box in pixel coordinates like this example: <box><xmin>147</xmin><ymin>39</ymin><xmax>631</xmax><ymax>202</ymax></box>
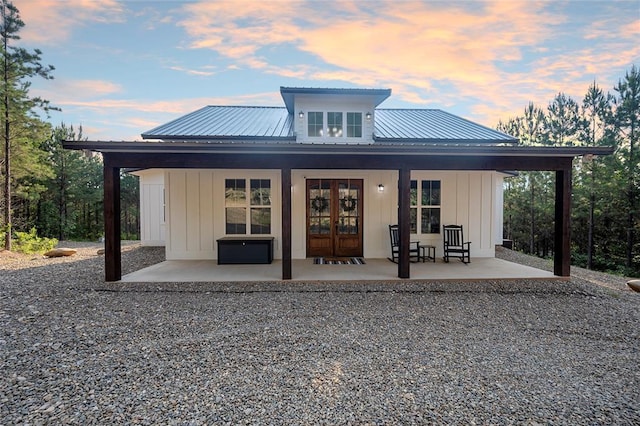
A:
<box><xmin>398</xmin><ymin>168</ymin><xmax>411</xmax><ymax>278</ymax></box>
<box><xmin>105</xmin><ymin>152</ymin><xmax>575</xmax><ymax>172</ymax></box>
<box><xmin>281</xmin><ymin>167</ymin><xmax>292</xmax><ymax>280</ymax></box>
<box><xmin>104</xmin><ymin>157</ymin><xmax>121</xmax><ymax>282</ymax></box>
<box><xmin>554</xmin><ymin>168</ymin><xmax>572</xmax><ymax>277</ymax></box>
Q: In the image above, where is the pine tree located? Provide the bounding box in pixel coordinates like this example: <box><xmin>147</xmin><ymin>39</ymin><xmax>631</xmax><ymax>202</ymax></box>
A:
<box><xmin>546</xmin><ymin>93</ymin><xmax>583</xmax><ymax>146</ymax></box>
<box><xmin>613</xmin><ymin>65</ymin><xmax>640</xmax><ymax>271</ymax></box>
<box><xmin>580</xmin><ymin>81</ymin><xmax>614</xmax><ymax>269</ymax></box>
<box><xmin>0</xmin><ymin>0</ymin><xmax>56</xmax><ymax>250</ymax></box>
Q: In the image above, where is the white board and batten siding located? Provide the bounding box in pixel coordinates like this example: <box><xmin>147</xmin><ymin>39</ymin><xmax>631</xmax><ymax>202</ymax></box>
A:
<box><xmin>154</xmin><ymin>168</ymin><xmax>501</xmax><ymax>261</ymax></box>
<box><xmin>134</xmin><ymin>169</ymin><xmax>166</xmax><ymax>246</ymax></box>
<box><xmin>164</xmin><ymin>169</ymin><xmax>281</xmax><ymax>260</ymax></box>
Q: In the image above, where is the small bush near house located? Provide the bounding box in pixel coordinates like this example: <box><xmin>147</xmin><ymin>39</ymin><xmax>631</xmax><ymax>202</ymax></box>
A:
<box><xmin>12</xmin><ymin>228</ymin><xmax>58</xmax><ymax>254</ymax></box>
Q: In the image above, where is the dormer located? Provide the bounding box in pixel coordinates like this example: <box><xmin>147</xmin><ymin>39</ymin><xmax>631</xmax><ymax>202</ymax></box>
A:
<box><xmin>280</xmin><ymin>87</ymin><xmax>391</xmax><ymax>144</ymax></box>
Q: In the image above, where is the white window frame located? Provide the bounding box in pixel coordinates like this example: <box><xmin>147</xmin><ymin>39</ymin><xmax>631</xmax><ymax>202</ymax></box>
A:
<box><xmin>410</xmin><ymin>179</ymin><xmax>441</xmax><ymax>235</ymax></box>
<box><xmin>224</xmin><ymin>178</ymin><xmax>272</xmax><ymax>235</ymax></box>
<box><xmin>306</xmin><ymin>111</ymin><xmax>364</xmax><ymax>140</ymax></box>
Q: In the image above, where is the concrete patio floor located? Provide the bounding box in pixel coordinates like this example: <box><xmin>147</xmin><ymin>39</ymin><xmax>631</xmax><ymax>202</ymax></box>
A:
<box><xmin>119</xmin><ymin>257</ymin><xmax>557</xmax><ymax>282</ymax></box>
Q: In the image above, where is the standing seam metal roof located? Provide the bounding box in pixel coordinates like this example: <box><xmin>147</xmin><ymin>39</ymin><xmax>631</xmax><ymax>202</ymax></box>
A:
<box><xmin>142</xmin><ymin>105</ymin><xmax>516</xmax><ymax>143</ymax></box>
<box><xmin>374</xmin><ymin>109</ymin><xmax>515</xmax><ymax>142</ymax></box>
<box><xmin>142</xmin><ymin>106</ymin><xmax>294</xmax><ymax>139</ymax></box>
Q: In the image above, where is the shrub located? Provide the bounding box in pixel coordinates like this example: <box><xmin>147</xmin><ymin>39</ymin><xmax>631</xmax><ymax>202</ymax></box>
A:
<box><xmin>13</xmin><ymin>228</ymin><xmax>58</xmax><ymax>254</ymax></box>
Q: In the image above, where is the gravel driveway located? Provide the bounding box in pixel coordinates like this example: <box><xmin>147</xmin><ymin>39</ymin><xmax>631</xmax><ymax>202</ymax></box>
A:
<box><xmin>1</xmin><ymin>243</ymin><xmax>639</xmax><ymax>424</ymax></box>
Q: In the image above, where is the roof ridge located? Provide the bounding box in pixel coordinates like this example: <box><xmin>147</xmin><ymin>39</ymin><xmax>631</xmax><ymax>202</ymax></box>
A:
<box><xmin>204</xmin><ymin>105</ymin><xmax>285</xmax><ymax>109</ymax></box>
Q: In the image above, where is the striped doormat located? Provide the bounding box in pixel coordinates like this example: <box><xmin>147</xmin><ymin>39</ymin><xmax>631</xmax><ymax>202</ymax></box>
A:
<box><xmin>313</xmin><ymin>257</ymin><xmax>366</xmax><ymax>265</ymax></box>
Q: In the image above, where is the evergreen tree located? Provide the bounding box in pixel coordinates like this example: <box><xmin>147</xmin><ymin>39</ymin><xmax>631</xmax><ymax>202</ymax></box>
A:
<box><xmin>0</xmin><ymin>0</ymin><xmax>56</xmax><ymax>250</ymax></box>
<box><xmin>38</xmin><ymin>124</ymin><xmax>89</xmax><ymax>240</ymax></box>
<box><xmin>579</xmin><ymin>81</ymin><xmax>614</xmax><ymax>268</ymax></box>
<box><xmin>612</xmin><ymin>65</ymin><xmax>640</xmax><ymax>271</ymax></box>
<box><xmin>546</xmin><ymin>92</ymin><xmax>583</xmax><ymax>146</ymax></box>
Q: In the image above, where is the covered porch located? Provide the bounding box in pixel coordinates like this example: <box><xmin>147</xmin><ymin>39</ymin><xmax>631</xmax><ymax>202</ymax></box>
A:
<box><xmin>119</xmin><ymin>256</ymin><xmax>557</xmax><ymax>283</ymax></box>
<box><xmin>62</xmin><ymin>142</ymin><xmax>613</xmax><ymax>283</ymax></box>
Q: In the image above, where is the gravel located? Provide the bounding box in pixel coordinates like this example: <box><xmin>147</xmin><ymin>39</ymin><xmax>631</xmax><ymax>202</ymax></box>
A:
<box><xmin>1</xmin><ymin>243</ymin><xmax>639</xmax><ymax>424</ymax></box>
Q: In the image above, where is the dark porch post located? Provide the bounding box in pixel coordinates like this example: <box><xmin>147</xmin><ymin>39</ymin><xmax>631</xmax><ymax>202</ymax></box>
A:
<box><xmin>554</xmin><ymin>167</ymin><xmax>571</xmax><ymax>277</ymax></box>
<box><xmin>281</xmin><ymin>167</ymin><xmax>292</xmax><ymax>280</ymax></box>
<box><xmin>398</xmin><ymin>168</ymin><xmax>411</xmax><ymax>278</ymax></box>
<box><xmin>104</xmin><ymin>156</ymin><xmax>121</xmax><ymax>282</ymax></box>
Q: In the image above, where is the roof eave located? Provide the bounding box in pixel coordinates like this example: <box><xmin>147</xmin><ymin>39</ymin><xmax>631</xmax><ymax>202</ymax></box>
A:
<box><xmin>62</xmin><ymin>140</ymin><xmax>615</xmax><ymax>158</ymax></box>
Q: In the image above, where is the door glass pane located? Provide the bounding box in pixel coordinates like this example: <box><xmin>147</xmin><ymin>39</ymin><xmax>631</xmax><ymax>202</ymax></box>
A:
<box><xmin>310</xmin><ymin>186</ymin><xmax>330</xmax><ymax>215</ymax></box>
<box><xmin>338</xmin><ymin>217</ymin><xmax>358</xmax><ymax>234</ymax></box>
<box><xmin>310</xmin><ymin>218</ymin><xmax>320</xmax><ymax>234</ymax></box>
<box><xmin>319</xmin><ymin>217</ymin><xmax>331</xmax><ymax>234</ymax></box>
<box><xmin>309</xmin><ymin>180</ymin><xmax>331</xmax><ymax>237</ymax></box>
<box><xmin>338</xmin><ymin>181</ymin><xmax>359</xmax><ymax>235</ymax></box>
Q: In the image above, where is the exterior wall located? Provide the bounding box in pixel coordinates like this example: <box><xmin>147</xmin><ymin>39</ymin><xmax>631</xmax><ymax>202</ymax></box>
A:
<box><xmin>134</xmin><ymin>169</ymin><xmax>166</xmax><ymax>246</ymax></box>
<box><xmin>411</xmin><ymin>171</ymin><xmax>497</xmax><ymax>258</ymax></box>
<box><xmin>165</xmin><ymin>169</ymin><xmax>281</xmax><ymax>260</ymax></box>
<box><xmin>159</xmin><ymin>168</ymin><xmax>500</xmax><ymax>260</ymax></box>
<box><xmin>293</xmin><ymin>95</ymin><xmax>376</xmax><ymax>143</ymax></box>
<box><xmin>494</xmin><ymin>173</ymin><xmax>506</xmax><ymax>246</ymax></box>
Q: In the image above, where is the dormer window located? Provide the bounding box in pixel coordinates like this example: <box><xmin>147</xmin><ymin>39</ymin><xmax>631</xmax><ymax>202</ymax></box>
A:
<box><xmin>305</xmin><ymin>111</ymin><xmax>363</xmax><ymax>139</ymax></box>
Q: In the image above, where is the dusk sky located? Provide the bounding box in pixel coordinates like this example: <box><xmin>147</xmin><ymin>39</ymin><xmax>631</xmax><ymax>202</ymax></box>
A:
<box><xmin>15</xmin><ymin>0</ymin><xmax>640</xmax><ymax>141</ymax></box>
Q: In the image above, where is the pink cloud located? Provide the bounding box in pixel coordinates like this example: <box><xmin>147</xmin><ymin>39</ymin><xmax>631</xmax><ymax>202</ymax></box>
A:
<box><xmin>16</xmin><ymin>0</ymin><xmax>125</xmax><ymax>45</ymax></box>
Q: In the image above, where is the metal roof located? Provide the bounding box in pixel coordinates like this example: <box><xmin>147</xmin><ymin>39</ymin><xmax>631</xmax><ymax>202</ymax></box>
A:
<box><xmin>142</xmin><ymin>106</ymin><xmax>294</xmax><ymax>140</ymax></box>
<box><xmin>374</xmin><ymin>109</ymin><xmax>516</xmax><ymax>143</ymax></box>
<box><xmin>142</xmin><ymin>106</ymin><xmax>516</xmax><ymax>144</ymax></box>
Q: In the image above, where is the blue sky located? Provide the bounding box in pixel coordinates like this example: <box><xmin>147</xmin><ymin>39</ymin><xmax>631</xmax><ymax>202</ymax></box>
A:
<box><xmin>15</xmin><ymin>0</ymin><xmax>640</xmax><ymax>141</ymax></box>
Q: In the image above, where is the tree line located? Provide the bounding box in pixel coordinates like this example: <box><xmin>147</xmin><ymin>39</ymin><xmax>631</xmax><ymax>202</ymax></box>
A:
<box><xmin>0</xmin><ymin>0</ymin><xmax>637</xmax><ymax>276</ymax></box>
<box><xmin>497</xmin><ymin>65</ymin><xmax>639</xmax><ymax>276</ymax></box>
<box><xmin>0</xmin><ymin>0</ymin><xmax>138</xmax><ymax>250</ymax></box>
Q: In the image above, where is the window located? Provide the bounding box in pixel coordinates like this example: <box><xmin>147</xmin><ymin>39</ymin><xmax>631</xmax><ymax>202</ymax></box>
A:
<box><xmin>327</xmin><ymin>112</ymin><xmax>343</xmax><ymax>137</ymax></box>
<box><xmin>410</xmin><ymin>180</ymin><xmax>441</xmax><ymax>234</ymax></box>
<box><xmin>308</xmin><ymin>112</ymin><xmax>323</xmax><ymax>137</ymax></box>
<box><xmin>225</xmin><ymin>178</ymin><xmax>271</xmax><ymax>234</ymax></box>
<box><xmin>347</xmin><ymin>112</ymin><xmax>362</xmax><ymax>137</ymax></box>
<box><xmin>250</xmin><ymin>179</ymin><xmax>271</xmax><ymax>234</ymax></box>
<box><xmin>306</xmin><ymin>111</ymin><xmax>364</xmax><ymax>139</ymax></box>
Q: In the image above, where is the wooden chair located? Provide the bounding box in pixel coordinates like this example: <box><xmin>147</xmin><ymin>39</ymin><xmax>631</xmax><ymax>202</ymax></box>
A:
<box><xmin>442</xmin><ymin>225</ymin><xmax>471</xmax><ymax>264</ymax></box>
<box><xmin>388</xmin><ymin>224</ymin><xmax>421</xmax><ymax>263</ymax></box>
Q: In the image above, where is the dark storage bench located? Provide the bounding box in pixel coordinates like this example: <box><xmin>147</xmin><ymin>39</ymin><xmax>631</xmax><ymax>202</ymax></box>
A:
<box><xmin>217</xmin><ymin>236</ymin><xmax>274</xmax><ymax>265</ymax></box>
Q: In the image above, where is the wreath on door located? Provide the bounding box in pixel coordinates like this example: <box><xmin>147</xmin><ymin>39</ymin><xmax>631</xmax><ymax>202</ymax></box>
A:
<box><xmin>340</xmin><ymin>195</ymin><xmax>357</xmax><ymax>212</ymax></box>
<box><xmin>311</xmin><ymin>195</ymin><xmax>328</xmax><ymax>212</ymax></box>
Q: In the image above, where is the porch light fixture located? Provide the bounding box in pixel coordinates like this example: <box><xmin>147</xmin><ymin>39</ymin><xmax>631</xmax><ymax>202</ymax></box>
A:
<box><xmin>377</xmin><ymin>184</ymin><xmax>384</xmax><ymax>193</ymax></box>
<box><xmin>366</xmin><ymin>112</ymin><xmax>372</xmax><ymax>120</ymax></box>
<box><xmin>298</xmin><ymin>111</ymin><xmax>304</xmax><ymax>118</ymax></box>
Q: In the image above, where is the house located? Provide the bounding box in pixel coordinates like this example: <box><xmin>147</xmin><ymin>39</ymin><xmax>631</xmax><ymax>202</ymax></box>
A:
<box><xmin>63</xmin><ymin>87</ymin><xmax>613</xmax><ymax>281</ymax></box>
